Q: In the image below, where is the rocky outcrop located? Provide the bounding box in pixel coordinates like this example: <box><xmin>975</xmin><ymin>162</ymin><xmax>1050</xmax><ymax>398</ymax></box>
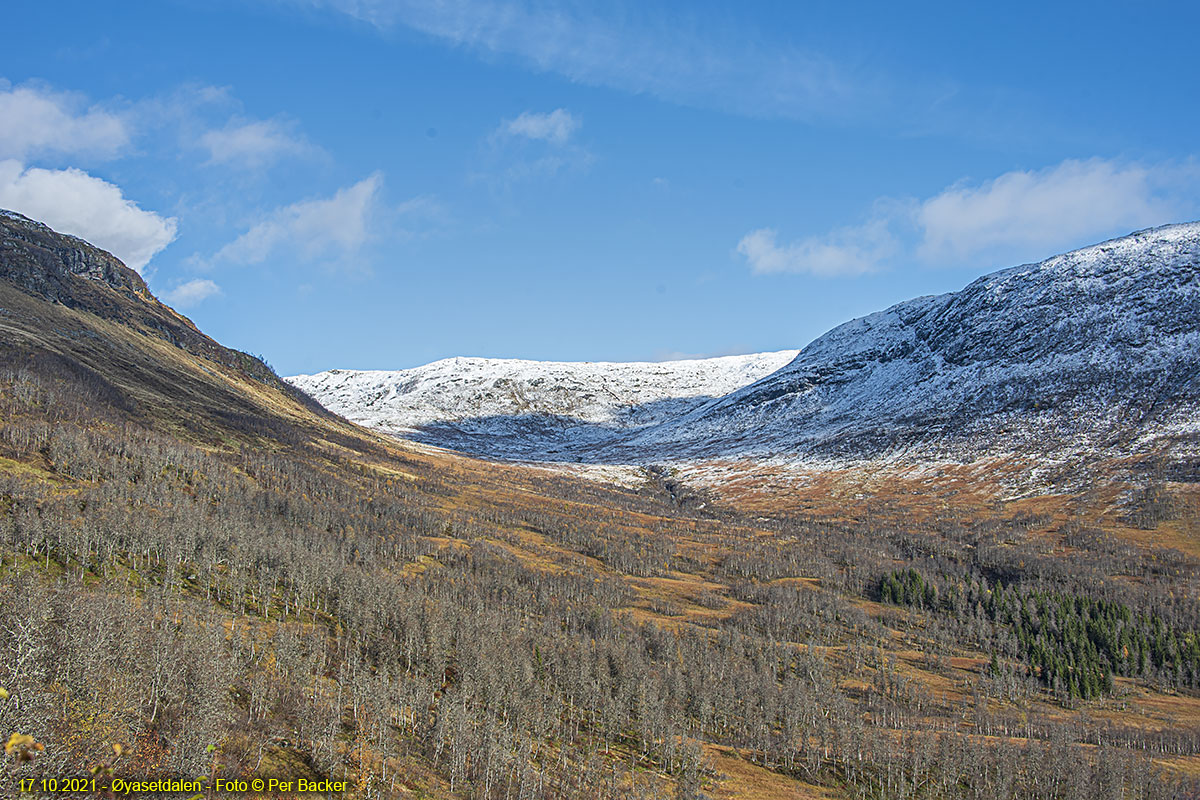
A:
<box><xmin>0</xmin><ymin>210</ymin><xmax>317</xmax><ymax>402</ymax></box>
<box><xmin>0</xmin><ymin>210</ymin><xmax>149</xmax><ymax>305</ymax></box>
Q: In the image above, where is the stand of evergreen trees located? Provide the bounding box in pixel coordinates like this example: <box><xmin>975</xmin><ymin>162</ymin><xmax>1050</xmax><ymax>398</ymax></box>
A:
<box><xmin>881</xmin><ymin>568</ymin><xmax>1200</xmax><ymax>700</ymax></box>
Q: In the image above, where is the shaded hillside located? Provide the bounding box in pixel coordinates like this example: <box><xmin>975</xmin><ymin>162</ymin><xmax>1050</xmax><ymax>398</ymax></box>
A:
<box><xmin>0</xmin><ymin>209</ymin><xmax>337</xmax><ymax>446</ymax></box>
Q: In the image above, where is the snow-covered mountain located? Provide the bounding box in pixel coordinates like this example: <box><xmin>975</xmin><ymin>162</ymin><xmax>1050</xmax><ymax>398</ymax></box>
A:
<box><xmin>623</xmin><ymin>222</ymin><xmax>1200</xmax><ymax>465</ymax></box>
<box><xmin>286</xmin><ymin>352</ymin><xmax>797</xmax><ymax>459</ymax></box>
<box><xmin>292</xmin><ymin>222</ymin><xmax>1200</xmax><ymax>468</ymax></box>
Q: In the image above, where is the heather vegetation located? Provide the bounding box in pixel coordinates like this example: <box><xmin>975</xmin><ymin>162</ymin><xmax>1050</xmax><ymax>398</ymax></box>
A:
<box><xmin>0</xmin><ymin>356</ymin><xmax>1198</xmax><ymax>800</ymax></box>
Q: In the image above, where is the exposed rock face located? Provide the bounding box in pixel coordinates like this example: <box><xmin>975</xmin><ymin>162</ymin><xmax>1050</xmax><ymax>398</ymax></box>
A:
<box><xmin>0</xmin><ymin>210</ymin><xmax>149</xmax><ymax>305</ymax></box>
<box><xmin>0</xmin><ymin>210</ymin><xmax>312</xmax><ymax>398</ymax></box>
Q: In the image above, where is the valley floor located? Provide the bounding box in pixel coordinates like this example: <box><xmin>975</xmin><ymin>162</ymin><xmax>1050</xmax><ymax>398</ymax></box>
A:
<box><xmin>1</xmin><ymin>360</ymin><xmax>1199</xmax><ymax>799</ymax></box>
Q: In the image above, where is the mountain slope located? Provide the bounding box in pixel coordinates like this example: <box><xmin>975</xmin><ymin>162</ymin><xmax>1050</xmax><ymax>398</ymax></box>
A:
<box><xmin>292</xmin><ymin>222</ymin><xmax>1200</xmax><ymax>470</ymax></box>
<box><xmin>0</xmin><ymin>209</ymin><xmax>341</xmax><ymax>446</ymax></box>
<box><xmin>287</xmin><ymin>351</ymin><xmax>796</xmax><ymax>459</ymax></box>
<box><xmin>3</xmin><ymin>210</ymin><xmax>846</xmax><ymax>798</ymax></box>
<box><xmin>629</xmin><ymin>222</ymin><xmax>1200</xmax><ymax>465</ymax></box>
<box><xmin>5</xmin><ymin>214</ymin><xmax>1200</xmax><ymax>800</ymax></box>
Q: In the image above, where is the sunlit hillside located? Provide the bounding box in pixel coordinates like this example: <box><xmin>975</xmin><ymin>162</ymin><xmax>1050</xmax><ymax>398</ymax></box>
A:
<box><xmin>2</xmin><ymin>216</ymin><xmax>1199</xmax><ymax>799</ymax></box>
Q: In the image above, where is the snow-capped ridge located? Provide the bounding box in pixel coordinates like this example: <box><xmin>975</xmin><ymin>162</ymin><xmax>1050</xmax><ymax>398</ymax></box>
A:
<box><xmin>292</xmin><ymin>221</ymin><xmax>1200</xmax><ymax>467</ymax></box>
<box><xmin>287</xmin><ymin>351</ymin><xmax>798</xmax><ymax>458</ymax></box>
<box><xmin>624</xmin><ymin>220</ymin><xmax>1200</xmax><ymax>462</ymax></box>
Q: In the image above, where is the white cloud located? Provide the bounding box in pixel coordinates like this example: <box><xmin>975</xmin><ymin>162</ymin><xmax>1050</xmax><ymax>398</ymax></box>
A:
<box><xmin>199</xmin><ymin>117</ymin><xmax>314</xmax><ymax>167</ymax></box>
<box><xmin>741</xmin><ymin>157</ymin><xmax>1197</xmax><ymax>278</ymax></box>
<box><xmin>0</xmin><ymin>81</ymin><xmax>129</xmax><ymax>161</ymax></box>
<box><xmin>163</xmin><ymin>278</ymin><xmax>221</xmax><ymax>308</ymax></box>
<box><xmin>738</xmin><ymin>219</ymin><xmax>896</xmax><ymax>277</ymax></box>
<box><xmin>505</xmin><ymin>109</ymin><xmax>579</xmax><ymax>145</ymax></box>
<box><xmin>916</xmin><ymin>159</ymin><xmax>1184</xmax><ymax>264</ymax></box>
<box><xmin>214</xmin><ymin>173</ymin><xmax>382</xmax><ymax>265</ymax></box>
<box><xmin>0</xmin><ymin>80</ymin><xmax>317</xmax><ymax>172</ymax></box>
<box><xmin>0</xmin><ymin>160</ymin><xmax>177</xmax><ymax>273</ymax></box>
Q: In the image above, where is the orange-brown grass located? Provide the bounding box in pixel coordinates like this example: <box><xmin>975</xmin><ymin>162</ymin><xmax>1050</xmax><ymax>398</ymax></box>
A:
<box><xmin>704</xmin><ymin>744</ymin><xmax>841</xmax><ymax>800</ymax></box>
<box><xmin>1154</xmin><ymin>754</ymin><xmax>1200</xmax><ymax>778</ymax></box>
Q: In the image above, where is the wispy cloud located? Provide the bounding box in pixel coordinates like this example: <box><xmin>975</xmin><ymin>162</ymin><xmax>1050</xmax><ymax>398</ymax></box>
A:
<box><xmin>481</xmin><ymin>108</ymin><xmax>591</xmax><ymax>186</ymax></box>
<box><xmin>0</xmin><ymin>159</ymin><xmax>177</xmax><ymax>273</ymax></box>
<box><xmin>738</xmin><ymin>219</ymin><xmax>896</xmax><ymax>277</ymax></box>
<box><xmin>141</xmin><ymin>84</ymin><xmax>323</xmax><ymax>172</ymax></box>
<box><xmin>740</xmin><ymin>157</ymin><xmax>1199</xmax><ymax>277</ymax></box>
<box><xmin>392</xmin><ymin>194</ymin><xmax>451</xmax><ymax>237</ymax></box>
<box><xmin>288</xmin><ymin>0</ymin><xmax>860</xmax><ymax>121</ymax></box>
<box><xmin>0</xmin><ymin>78</ymin><xmax>321</xmax><ymax>176</ymax></box>
<box><xmin>0</xmin><ymin>80</ymin><xmax>130</xmax><ymax>161</ymax></box>
<box><xmin>213</xmin><ymin>173</ymin><xmax>383</xmax><ymax>266</ymax></box>
<box><xmin>504</xmin><ymin>109</ymin><xmax>579</xmax><ymax>146</ymax></box>
<box><xmin>198</xmin><ymin>117</ymin><xmax>316</xmax><ymax>168</ymax></box>
<box><xmin>162</xmin><ymin>278</ymin><xmax>221</xmax><ymax>308</ymax></box>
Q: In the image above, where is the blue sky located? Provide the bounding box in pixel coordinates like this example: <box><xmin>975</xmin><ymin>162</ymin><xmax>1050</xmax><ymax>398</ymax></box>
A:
<box><xmin>3</xmin><ymin>1</ymin><xmax>1198</xmax><ymax>374</ymax></box>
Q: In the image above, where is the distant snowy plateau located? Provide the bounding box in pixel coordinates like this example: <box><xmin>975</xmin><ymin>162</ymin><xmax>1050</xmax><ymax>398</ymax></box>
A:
<box><xmin>288</xmin><ymin>351</ymin><xmax>798</xmax><ymax>460</ymax></box>
<box><xmin>289</xmin><ymin>223</ymin><xmax>1200</xmax><ymax>471</ymax></box>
